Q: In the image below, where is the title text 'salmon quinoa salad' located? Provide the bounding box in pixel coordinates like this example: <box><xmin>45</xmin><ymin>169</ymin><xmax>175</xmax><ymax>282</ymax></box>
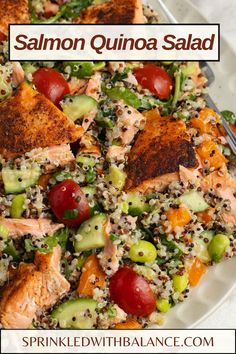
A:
<box><xmin>0</xmin><ymin>0</ymin><xmax>236</xmax><ymax>330</ymax></box>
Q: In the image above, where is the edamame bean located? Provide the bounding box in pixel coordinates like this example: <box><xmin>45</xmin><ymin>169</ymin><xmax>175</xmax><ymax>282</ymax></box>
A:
<box><xmin>208</xmin><ymin>234</ymin><xmax>230</xmax><ymax>263</ymax></box>
<box><xmin>129</xmin><ymin>240</ymin><xmax>157</xmax><ymax>263</ymax></box>
<box><xmin>0</xmin><ymin>224</ymin><xmax>9</xmax><ymax>239</ymax></box>
<box><xmin>10</xmin><ymin>194</ymin><xmax>25</xmax><ymax>218</ymax></box>
<box><xmin>156</xmin><ymin>298</ymin><xmax>171</xmax><ymax>313</ymax></box>
<box><xmin>172</xmin><ymin>273</ymin><xmax>189</xmax><ymax>293</ymax></box>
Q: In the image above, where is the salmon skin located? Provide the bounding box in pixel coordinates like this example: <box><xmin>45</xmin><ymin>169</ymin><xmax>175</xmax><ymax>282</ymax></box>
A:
<box><xmin>0</xmin><ymin>83</ymin><xmax>83</xmax><ymax>158</ymax></box>
<box><xmin>125</xmin><ymin>109</ymin><xmax>198</xmax><ymax>192</ymax></box>
<box><xmin>78</xmin><ymin>0</ymin><xmax>144</xmax><ymax>24</ymax></box>
<box><xmin>0</xmin><ymin>246</ymin><xmax>70</xmax><ymax>329</ymax></box>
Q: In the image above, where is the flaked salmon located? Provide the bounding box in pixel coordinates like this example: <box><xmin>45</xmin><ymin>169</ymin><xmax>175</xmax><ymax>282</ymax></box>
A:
<box><xmin>201</xmin><ymin>170</ymin><xmax>236</xmax><ymax>226</ymax></box>
<box><xmin>125</xmin><ymin>109</ymin><xmax>198</xmax><ymax>192</ymax></box>
<box><xmin>0</xmin><ymin>246</ymin><xmax>70</xmax><ymax>329</ymax></box>
<box><xmin>11</xmin><ymin>62</ymin><xmax>25</xmax><ymax>87</ymax></box>
<box><xmin>78</xmin><ymin>0</ymin><xmax>144</xmax><ymax>24</ymax></box>
<box><xmin>0</xmin><ymin>219</ymin><xmax>64</xmax><ymax>239</ymax></box>
<box><xmin>27</xmin><ymin>144</ymin><xmax>75</xmax><ymax>173</ymax></box>
<box><xmin>0</xmin><ymin>83</ymin><xmax>83</xmax><ymax>158</ymax></box>
<box><xmin>0</xmin><ymin>0</ymin><xmax>30</xmax><ymax>35</ymax></box>
<box><xmin>85</xmin><ymin>72</ymin><xmax>102</xmax><ymax>101</ymax></box>
<box><xmin>99</xmin><ymin>220</ymin><xmax>119</xmax><ymax>275</ymax></box>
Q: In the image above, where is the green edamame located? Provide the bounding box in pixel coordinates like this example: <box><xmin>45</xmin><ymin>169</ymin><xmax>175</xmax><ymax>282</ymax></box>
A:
<box><xmin>0</xmin><ymin>225</ymin><xmax>9</xmax><ymax>240</ymax></box>
<box><xmin>208</xmin><ymin>234</ymin><xmax>230</xmax><ymax>263</ymax></box>
<box><xmin>129</xmin><ymin>240</ymin><xmax>157</xmax><ymax>263</ymax></box>
<box><xmin>10</xmin><ymin>194</ymin><xmax>25</xmax><ymax>218</ymax></box>
<box><xmin>156</xmin><ymin>298</ymin><xmax>171</xmax><ymax>313</ymax></box>
<box><xmin>172</xmin><ymin>273</ymin><xmax>189</xmax><ymax>293</ymax></box>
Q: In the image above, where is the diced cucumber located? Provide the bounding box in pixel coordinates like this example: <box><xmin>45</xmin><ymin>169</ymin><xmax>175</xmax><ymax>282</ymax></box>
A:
<box><xmin>74</xmin><ymin>214</ymin><xmax>106</xmax><ymax>252</ymax></box>
<box><xmin>193</xmin><ymin>231</ymin><xmax>214</xmax><ymax>264</ymax></box>
<box><xmin>10</xmin><ymin>194</ymin><xmax>25</xmax><ymax>218</ymax></box>
<box><xmin>208</xmin><ymin>234</ymin><xmax>230</xmax><ymax>263</ymax></box>
<box><xmin>22</xmin><ymin>63</ymin><xmax>37</xmax><ymax>76</ymax></box>
<box><xmin>134</xmin><ymin>265</ymin><xmax>156</xmax><ymax>281</ymax></box>
<box><xmin>64</xmin><ymin>62</ymin><xmax>94</xmax><ymax>78</ymax></box>
<box><xmin>0</xmin><ymin>225</ymin><xmax>9</xmax><ymax>240</ymax></box>
<box><xmin>2</xmin><ymin>167</ymin><xmax>41</xmax><ymax>194</ymax></box>
<box><xmin>51</xmin><ymin>298</ymin><xmax>97</xmax><ymax>329</ymax></box>
<box><xmin>93</xmin><ymin>61</ymin><xmax>106</xmax><ymax>71</ymax></box>
<box><xmin>61</xmin><ymin>94</ymin><xmax>97</xmax><ymax>122</ymax></box>
<box><xmin>76</xmin><ymin>156</ymin><xmax>96</xmax><ymax>168</ymax></box>
<box><xmin>106</xmin><ymin>165</ymin><xmax>126</xmax><ymax>190</ymax></box>
<box><xmin>125</xmin><ymin>192</ymin><xmax>149</xmax><ymax>216</ymax></box>
<box><xmin>81</xmin><ymin>186</ymin><xmax>96</xmax><ymax>199</ymax></box>
<box><xmin>53</xmin><ymin>170</ymin><xmax>72</xmax><ymax>182</ymax></box>
<box><xmin>181</xmin><ymin>62</ymin><xmax>198</xmax><ymax>76</ymax></box>
<box><xmin>179</xmin><ymin>191</ymin><xmax>209</xmax><ymax>213</ymax></box>
<box><xmin>81</xmin><ymin>186</ymin><xmax>101</xmax><ymax>216</ymax></box>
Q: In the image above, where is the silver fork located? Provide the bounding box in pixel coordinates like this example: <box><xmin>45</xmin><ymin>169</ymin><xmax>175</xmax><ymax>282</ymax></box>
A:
<box><xmin>156</xmin><ymin>0</ymin><xmax>236</xmax><ymax>154</ymax></box>
<box><xmin>156</xmin><ymin>0</ymin><xmax>215</xmax><ymax>85</ymax></box>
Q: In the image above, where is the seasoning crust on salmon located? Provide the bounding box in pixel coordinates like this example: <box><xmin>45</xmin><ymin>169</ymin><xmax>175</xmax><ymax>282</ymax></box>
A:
<box><xmin>78</xmin><ymin>0</ymin><xmax>144</xmax><ymax>24</ymax></box>
<box><xmin>0</xmin><ymin>82</ymin><xmax>83</xmax><ymax>158</ymax></box>
<box><xmin>125</xmin><ymin>109</ymin><xmax>198</xmax><ymax>192</ymax></box>
<box><xmin>0</xmin><ymin>0</ymin><xmax>30</xmax><ymax>34</ymax></box>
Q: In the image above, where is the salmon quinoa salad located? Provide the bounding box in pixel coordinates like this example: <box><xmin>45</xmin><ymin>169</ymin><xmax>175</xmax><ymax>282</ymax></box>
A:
<box><xmin>0</xmin><ymin>0</ymin><xmax>236</xmax><ymax>330</ymax></box>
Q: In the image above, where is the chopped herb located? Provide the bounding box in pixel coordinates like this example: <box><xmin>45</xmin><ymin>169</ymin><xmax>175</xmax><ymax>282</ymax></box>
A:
<box><xmin>221</xmin><ymin>110</ymin><xmax>236</xmax><ymax>124</ymax></box>
<box><xmin>64</xmin><ymin>208</ymin><xmax>79</xmax><ymax>220</ymax></box>
<box><xmin>107</xmin><ymin>305</ymin><xmax>117</xmax><ymax>318</ymax></box>
<box><xmin>30</xmin><ymin>0</ymin><xmax>93</xmax><ymax>24</ymax></box>
<box><xmin>110</xmin><ymin>234</ymin><xmax>119</xmax><ymax>242</ymax></box>
<box><xmin>4</xmin><ymin>241</ymin><xmax>20</xmax><ymax>261</ymax></box>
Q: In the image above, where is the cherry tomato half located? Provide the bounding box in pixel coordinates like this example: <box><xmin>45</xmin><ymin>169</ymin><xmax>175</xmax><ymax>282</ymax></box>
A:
<box><xmin>134</xmin><ymin>64</ymin><xmax>173</xmax><ymax>100</ymax></box>
<box><xmin>48</xmin><ymin>179</ymin><xmax>90</xmax><ymax>228</ymax></box>
<box><xmin>32</xmin><ymin>67</ymin><xmax>70</xmax><ymax>106</ymax></box>
<box><xmin>109</xmin><ymin>267</ymin><xmax>156</xmax><ymax>317</ymax></box>
<box><xmin>0</xmin><ymin>31</ymin><xmax>6</xmax><ymax>43</ymax></box>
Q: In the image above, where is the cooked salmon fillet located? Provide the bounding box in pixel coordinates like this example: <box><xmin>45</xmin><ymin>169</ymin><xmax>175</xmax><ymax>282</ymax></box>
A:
<box><xmin>0</xmin><ymin>219</ymin><xmax>64</xmax><ymax>238</ymax></box>
<box><xmin>28</xmin><ymin>144</ymin><xmax>75</xmax><ymax>173</ymax></box>
<box><xmin>0</xmin><ymin>246</ymin><xmax>70</xmax><ymax>329</ymax></box>
<box><xmin>0</xmin><ymin>0</ymin><xmax>30</xmax><ymax>35</ymax></box>
<box><xmin>201</xmin><ymin>169</ymin><xmax>236</xmax><ymax>226</ymax></box>
<box><xmin>0</xmin><ymin>83</ymin><xmax>83</xmax><ymax>158</ymax></box>
<box><xmin>78</xmin><ymin>0</ymin><xmax>144</xmax><ymax>24</ymax></box>
<box><xmin>125</xmin><ymin>109</ymin><xmax>198</xmax><ymax>192</ymax></box>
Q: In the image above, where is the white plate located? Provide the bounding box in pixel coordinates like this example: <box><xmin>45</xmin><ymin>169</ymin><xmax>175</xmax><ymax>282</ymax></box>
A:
<box><xmin>145</xmin><ymin>0</ymin><xmax>236</xmax><ymax>328</ymax></box>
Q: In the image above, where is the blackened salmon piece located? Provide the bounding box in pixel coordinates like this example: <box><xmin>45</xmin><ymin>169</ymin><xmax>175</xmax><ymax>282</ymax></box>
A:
<box><xmin>0</xmin><ymin>83</ymin><xmax>84</xmax><ymax>158</ymax></box>
<box><xmin>78</xmin><ymin>0</ymin><xmax>144</xmax><ymax>24</ymax></box>
<box><xmin>125</xmin><ymin>109</ymin><xmax>198</xmax><ymax>192</ymax></box>
<box><xmin>0</xmin><ymin>0</ymin><xmax>30</xmax><ymax>35</ymax></box>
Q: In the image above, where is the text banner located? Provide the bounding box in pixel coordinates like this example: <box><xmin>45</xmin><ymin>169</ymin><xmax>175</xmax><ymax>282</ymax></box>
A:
<box><xmin>9</xmin><ymin>24</ymin><xmax>219</xmax><ymax>61</ymax></box>
<box><xmin>1</xmin><ymin>329</ymin><xmax>235</xmax><ymax>354</ymax></box>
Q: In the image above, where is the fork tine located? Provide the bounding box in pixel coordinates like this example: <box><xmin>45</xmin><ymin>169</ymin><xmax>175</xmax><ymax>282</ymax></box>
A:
<box><xmin>226</xmin><ymin>135</ymin><xmax>236</xmax><ymax>156</ymax></box>
<box><xmin>156</xmin><ymin>0</ymin><xmax>215</xmax><ymax>85</ymax></box>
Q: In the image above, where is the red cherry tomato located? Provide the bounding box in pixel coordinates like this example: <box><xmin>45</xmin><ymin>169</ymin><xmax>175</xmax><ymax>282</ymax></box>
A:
<box><xmin>48</xmin><ymin>179</ymin><xmax>90</xmax><ymax>228</ymax></box>
<box><xmin>134</xmin><ymin>64</ymin><xmax>173</xmax><ymax>100</ymax></box>
<box><xmin>32</xmin><ymin>67</ymin><xmax>70</xmax><ymax>106</ymax></box>
<box><xmin>0</xmin><ymin>31</ymin><xmax>6</xmax><ymax>43</ymax></box>
<box><xmin>109</xmin><ymin>267</ymin><xmax>156</xmax><ymax>316</ymax></box>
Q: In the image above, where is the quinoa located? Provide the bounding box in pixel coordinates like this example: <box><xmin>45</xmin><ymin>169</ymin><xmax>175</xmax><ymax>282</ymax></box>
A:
<box><xmin>0</xmin><ymin>6</ymin><xmax>236</xmax><ymax>331</ymax></box>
